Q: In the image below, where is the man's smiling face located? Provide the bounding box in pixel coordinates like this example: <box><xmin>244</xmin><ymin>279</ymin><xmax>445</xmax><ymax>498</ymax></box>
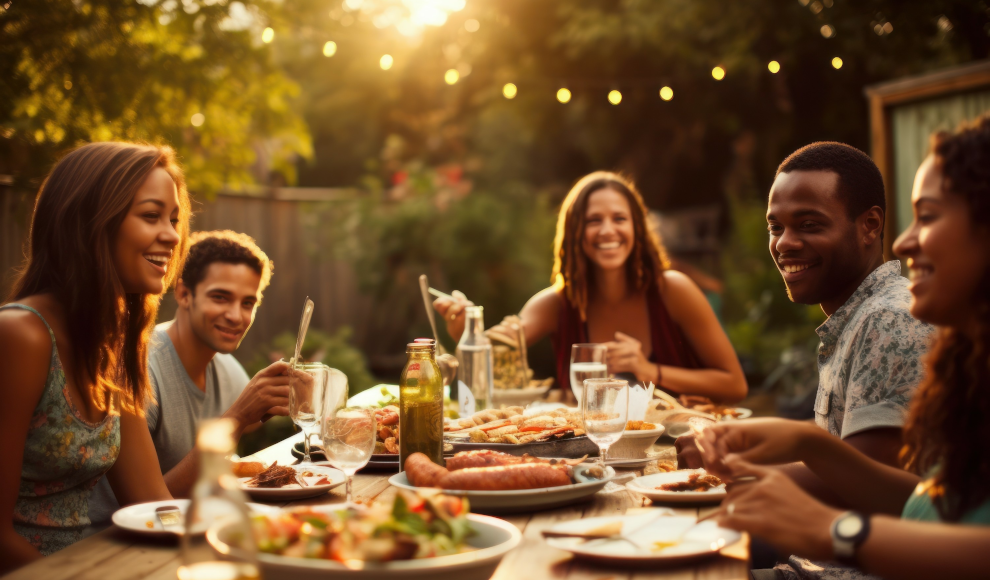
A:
<box><xmin>767</xmin><ymin>170</ymin><xmax>864</xmax><ymax>306</ymax></box>
<box><xmin>181</xmin><ymin>262</ymin><xmax>262</xmax><ymax>354</ymax></box>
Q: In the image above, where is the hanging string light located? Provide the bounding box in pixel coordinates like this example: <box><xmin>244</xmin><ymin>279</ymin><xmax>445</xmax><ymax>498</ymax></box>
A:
<box><xmin>502</xmin><ymin>83</ymin><xmax>518</xmax><ymax>99</ymax></box>
<box><xmin>556</xmin><ymin>88</ymin><xmax>571</xmax><ymax>103</ymax></box>
<box><xmin>445</xmin><ymin>69</ymin><xmax>460</xmax><ymax>84</ymax></box>
<box><xmin>768</xmin><ymin>60</ymin><xmax>781</xmax><ymax>73</ymax></box>
<box><xmin>323</xmin><ymin>41</ymin><xmax>337</xmax><ymax>57</ymax></box>
<box><xmin>831</xmin><ymin>56</ymin><xmax>843</xmax><ymax>69</ymax></box>
<box><xmin>262</xmin><ymin>27</ymin><xmax>275</xmax><ymax>43</ymax></box>
<box><xmin>712</xmin><ymin>66</ymin><xmax>726</xmax><ymax>80</ymax></box>
<box><xmin>380</xmin><ymin>54</ymin><xmax>394</xmax><ymax>70</ymax></box>
<box><xmin>607</xmin><ymin>90</ymin><xmax>622</xmax><ymax>105</ymax></box>
<box><xmin>659</xmin><ymin>86</ymin><xmax>673</xmax><ymax>101</ymax></box>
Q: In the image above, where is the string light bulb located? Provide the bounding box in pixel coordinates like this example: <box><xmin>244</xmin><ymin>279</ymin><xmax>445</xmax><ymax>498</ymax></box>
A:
<box><xmin>712</xmin><ymin>66</ymin><xmax>726</xmax><ymax>80</ymax></box>
<box><xmin>556</xmin><ymin>88</ymin><xmax>571</xmax><ymax>103</ymax></box>
<box><xmin>608</xmin><ymin>90</ymin><xmax>622</xmax><ymax>105</ymax></box>
<box><xmin>444</xmin><ymin>69</ymin><xmax>460</xmax><ymax>85</ymax></box>
<box><xmin>262</xmin><ymin>27</ymin><xmax>274</xmax><ymax>43</ymax></box>
<box><xmin>503</xmin><ymin>83</ymin><xmax>518</xmax><ymax>99</ymax></box>
<box><xmin>659</xmin><ymin>86</ymin><xmax>673</xmax><ymax>101</ymax></box>
<box><xmin>380</xmin><ymin>54</ymin><xmax>393</xmax><ymax>70</ymax></box>
<box><xmin>191</xmin><ymin>113</ymin><xmax>205</xmax><ymax>127</ymax></box>
<box><xmin>323</xmin><ymin>41</ymin><xmax>337</xmax><ymax>57</ymax></box>
<box><xmin>831</xmin><ymin>56</ymin><xmax>843</xmax><ymax>69</ymax></box>
<box><xmin>768</xmin><ymin>60</ymin><xmax>781</xmax><ymax>73</ymax></box>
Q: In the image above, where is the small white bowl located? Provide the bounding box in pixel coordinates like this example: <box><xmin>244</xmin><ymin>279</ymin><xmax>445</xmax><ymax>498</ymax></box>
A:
<box><xmin>608</xmin><ymin>426</ymin><xmax>665</xmax><ymax>459</ymax></box>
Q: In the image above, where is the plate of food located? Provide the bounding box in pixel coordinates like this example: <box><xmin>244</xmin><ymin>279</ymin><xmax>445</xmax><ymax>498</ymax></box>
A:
<box><xmin>653</xmin><ymin>394</ymin><xmax>752</xmax><ymax>422</ymax></box>
<box><xmin>444</xmin><ymin>406</ymin><xmax>598</xmax><ymax>459</ymax></box>
<box><xmin>207</xmin><ymin>491</ymin><xmax>521</xmax><ymax>580</ymax></box>
<box><xmin>112</xmin><ymin>499</ymin><xmax>277</xmax><ymax>537</ymax></box>
<box><xmin>239</xmin><ymin>462</ymin><xmax>346</xmax><ymax>501</ymax></box>
<box><xmin>390</xmin><ymin>451</ymin><xmax>613</xmax><ymax>513</ymax></box>
<box><xmin>625</xmin><ymin>469</ymin><xmax>727</xmax><ymax>504</ymax></box>
<box><xmin>542</xmin><ymin>510</ymin><xmax>741</xmax><ymax>567</ymax></box>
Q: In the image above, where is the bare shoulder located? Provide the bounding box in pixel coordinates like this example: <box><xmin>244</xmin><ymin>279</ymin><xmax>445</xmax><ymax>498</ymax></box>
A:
<box><xmin>519</xmin><ymin>286</ymin><xmax>563</xmax><ymax>341</ymax></box>
<box><xmin>525</xmin><ymin>286</ymin><xmax>564</xmax><ymax>312</ymax></box>
<box><xmin>0</xmin><ymin>306</ymin><xmax>52</xmax><ymax>353</ymax></box>
<box><xmin>0</xmin><ymin>305</ymin><xmax>52</xmax><ymax>404</ymax></box>
<box><xmin>659</xmin><ymin>270</ymin><xmax>707</xmax><ymax>308</ymax></box>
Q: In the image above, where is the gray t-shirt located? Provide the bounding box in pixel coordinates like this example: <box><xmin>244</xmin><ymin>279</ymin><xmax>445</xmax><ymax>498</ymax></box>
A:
<box><xmin>88</xmin><ymin>323</ymin><xmax>250</xmax><ymax>524</ymax></box>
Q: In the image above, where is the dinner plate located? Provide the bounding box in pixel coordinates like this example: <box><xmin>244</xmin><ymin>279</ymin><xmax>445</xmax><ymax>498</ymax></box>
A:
<box><xmin>112</xmin><ymin>499</ymin><xmax>277</xmax><ymax>537</ymax></box>
<box><xmin>239</xmin><ymin>464</ymin><xmax>346</xmax><ymax>501</ymax></box>
<box><xmin>543</xmin><ymin>511</ymin><xmax>741</xmax><ymax>567</ymax></box>
<box><xmin>625</xmin><ymin>469</ymin><xmax>727</xmax><ymax>505</ymax></box>
<box><xmin>603</xmin><ymin>456</ymin><xmax>656</xmax><ymax>469</ymax></box>
<box><xmin>388</xmin><ymin>465</ymin><xmax>614</xmax><ymax>513</ymax></box>
<box><xmin>208</xmin><ymin>511</ymin><xmax>522</xmax><ymax>580</ymax></box>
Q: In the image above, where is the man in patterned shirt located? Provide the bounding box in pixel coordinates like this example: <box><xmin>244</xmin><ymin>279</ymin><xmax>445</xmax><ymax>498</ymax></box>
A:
<box><xmin>758</xmin><ymin>142</ymin><xmax>935</xmax><ymax>580</ymax></box>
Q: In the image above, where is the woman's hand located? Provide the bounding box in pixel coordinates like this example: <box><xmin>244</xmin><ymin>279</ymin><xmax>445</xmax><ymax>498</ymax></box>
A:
<box><xmin>698</xmin><ymin>418</ymin><xmax>819</xmax><ymax>480</ymax></box>
<box><xmin>714</xmin><ymin>459</ymin><xmax>840</xmax><ymax>561</ymax></box>
<box><xmin>432</xmin><ymin>291</ymin><xmax>472</xmax><ymax>341</ymax></box>
<box><xmin>604</xmin><ymin>332</ymin><xmax>655</xmax><ymax>383</ymax></box>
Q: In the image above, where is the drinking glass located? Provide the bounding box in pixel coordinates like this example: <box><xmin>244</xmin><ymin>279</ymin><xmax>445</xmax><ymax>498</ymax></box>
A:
<box><xmin>570</xmin><ymin>343</ymin><xmax>608</xmax><ymax>407</ymax></box>
<box><xmin>321</xmin><ymin>401</ymin><xmax>376</xmax><ymax>505</ymax></box>
<box><xmin>289</xmin><ymin>362</ymin><xmax>330</xmax><ymax>464</ymax></box>
<box><xmin>582</xmin><ymin>378</ymin><xmax>629</xmax><ymax>471</ymax></box>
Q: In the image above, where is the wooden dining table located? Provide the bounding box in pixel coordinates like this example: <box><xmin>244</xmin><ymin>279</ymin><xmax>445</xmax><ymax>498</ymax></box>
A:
<box><xmin>5</xmin><ymin>432</ymin><xmax>749</xmax><ymax>580</ymax></box>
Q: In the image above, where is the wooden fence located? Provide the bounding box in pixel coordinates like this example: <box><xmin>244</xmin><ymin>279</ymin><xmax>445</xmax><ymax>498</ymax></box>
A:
<box><xmin>0</xmin><ymin>187</ymin><xmax>388</xmax><ymax>371</ymax></box>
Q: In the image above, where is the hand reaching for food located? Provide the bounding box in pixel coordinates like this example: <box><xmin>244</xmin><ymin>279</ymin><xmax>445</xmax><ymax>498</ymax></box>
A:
<box><xmin>432</xmin><ymin>290</ymin><xmax>472</xmax><ymax>340</ymax></box>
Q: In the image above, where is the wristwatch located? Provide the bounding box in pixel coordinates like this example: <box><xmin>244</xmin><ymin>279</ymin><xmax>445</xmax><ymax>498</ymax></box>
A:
<box><xmin>830</xmin><ymin>511</ymin><xmax>871</xmax><ymax>565</ymax></box>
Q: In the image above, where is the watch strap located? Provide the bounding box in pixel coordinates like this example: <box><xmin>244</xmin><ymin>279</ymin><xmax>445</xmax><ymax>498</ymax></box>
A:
<box><xmin>830</xmin><ymin>511</ymin><xmax>870</xmax><ymax>566</ymax></box>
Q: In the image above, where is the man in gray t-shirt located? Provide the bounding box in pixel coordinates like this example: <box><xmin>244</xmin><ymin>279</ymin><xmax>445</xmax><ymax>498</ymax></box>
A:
<box><xmin>90</xmin><ymin>231</ymin><xmax>289</xmax><ymax>523</ymax></box>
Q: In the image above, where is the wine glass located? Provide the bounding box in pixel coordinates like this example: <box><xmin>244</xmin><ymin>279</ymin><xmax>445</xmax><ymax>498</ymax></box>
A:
<box><xmin>289</xmin><ymin>362</ymin><xmax>329</xmax><ymax>464</ymax></box>
<box><xmin>321</xmin><ymin>372</ymin><xmax>375</xmax><ymax>505</ymax></box>
<box><xmin>570</xmin><ymin>343</ymin><xmax>608</xmax><ymax>407</ymax></box>
<box><xmin>582</xmin><ymin>378</ymin><xmax>629</xmax><ymax>471</ymax></box>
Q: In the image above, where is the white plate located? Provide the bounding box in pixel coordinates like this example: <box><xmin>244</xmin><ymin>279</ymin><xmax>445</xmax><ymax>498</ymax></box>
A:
<box><xmin>603</xmin><ymin>456</ymin><xmax>656</xmax><ymax>468</ymax></box>
<box><xmin>720</xmin><ymin>407</ymin><xmax>753</xmax><ymax>421</ymax></box>
<box><xmin>388</xmin><ymin>466</ymin><xmax>614</xmax><ymax>513</ymax></box>
<box><xmin>208</xmin><ymin>511</ymin><xmax>522</xmax><ymax>580</ymax></box>
<box><xmin>544</xmin><ymin>510</ymin><xmax>741</xmax><ymax>566</ymax></box>
<box><xmin>239</xmin><ymin>464</ymin><xmax>346</xmax><ymax>501</ymax></box>
<box><xmin>112</xmin><ymin>499</ymin><xmax>277</xmax><ymax>537</ymax></box>
<box><xmin>625</xmin><ymin>469</ymin><xmax>727</xmax><ymax>505</ymax></box>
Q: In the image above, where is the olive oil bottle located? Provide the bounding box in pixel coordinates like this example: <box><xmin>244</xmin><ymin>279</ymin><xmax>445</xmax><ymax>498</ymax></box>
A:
<box><xmin>399</xmin><ymin>339</ymin><xmax>444</xmax><ymax>469</ymax></box>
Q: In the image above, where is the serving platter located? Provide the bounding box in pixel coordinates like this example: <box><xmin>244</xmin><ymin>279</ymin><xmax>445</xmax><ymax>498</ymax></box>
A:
<box><xmin>543</xmin><ymin>511</ymin><xmax>740</xmax><ymax>567</ymax></box>
<box><xmin>388</xmin><ymin>465</ymin><xmax>614</xmax><ymax>513</ymax></box>
<box><xmin>112</xmin><ymin>499</ymin><xmax>277</xmax><ymax>537</ymax></box>
<box><xmin>239</xmin><ymin>463</ymin><xmax>346</xmax><ymax>501</ymax></box>
<box><xmin>445</xmin><ymin>434</ymin><xmax>599</xmax><ymax>459</ymax></box>
<box><xmin>625</xmin><ymin>469</ymin><xmax>727</xmax><ymax>505</ymax></box>
<box><xmin>208</xmin><ymin>512</ymin><xmax>522</xmax><ymax>580</ymax></box>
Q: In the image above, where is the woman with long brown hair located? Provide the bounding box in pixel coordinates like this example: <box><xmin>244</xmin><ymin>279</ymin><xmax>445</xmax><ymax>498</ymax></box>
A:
<box><xmin>695</xmin><ymin>117</ymin><xmax>990</xmax><ymax>579</ymax></box>
<box><xmin>0</xmin><ymin>142</ymin><xmax>190</xmax><ymax>572</ymax></box>
<box><xmin>435</xmin><ymin>171</ymin><xmax>746</xmax><ymax>402</ymax></box>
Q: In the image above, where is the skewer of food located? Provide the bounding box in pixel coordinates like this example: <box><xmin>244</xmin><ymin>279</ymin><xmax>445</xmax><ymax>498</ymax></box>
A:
<box><xmin>444</xmin><ymin>407</ymin><xmax>585</xmax><ymax>444</ymax></box>
<box><xmin>404</xmin><ymin>450</ymin><xmax>602</xmax><ymax>490</ymax></box>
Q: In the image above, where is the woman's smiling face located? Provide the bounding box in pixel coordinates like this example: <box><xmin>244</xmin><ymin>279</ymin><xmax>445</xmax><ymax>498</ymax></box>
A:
<box><xmin>581</xmin><ymin>188</ymin><xmax>635</xmax><ymax>273</ymax></box>
<box><xmin>113</xmin><ymin>167</ymin><xmax>182</xmax><ymax>294</ymax></box>
<box><xmin>894</xmin><ymin>156</ymin><xmax>990</xmax><ymax>329</ymax></box>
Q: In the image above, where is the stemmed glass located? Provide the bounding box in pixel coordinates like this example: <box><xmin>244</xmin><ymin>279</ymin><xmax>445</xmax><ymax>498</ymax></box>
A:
<box><xmin>321</xmin><ymin>371</ymin><xmax>376</xmax><ymax>505</ymax></box>
<box><xmin>289</xmin><ymin>362</ymin><xmax>330</xmax><ymax>464</ymax></box>
<box><xmin>582</xmin><ymin>378</ymin><xmax>629</xmax><ymax>471</ymax></box>
<box><xmin>570</xmin><ymin>343</ymin><xmax>608</xmax><ymax>407</ymax></box>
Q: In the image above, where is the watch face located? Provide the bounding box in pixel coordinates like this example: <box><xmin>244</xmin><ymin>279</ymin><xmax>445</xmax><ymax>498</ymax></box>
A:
<box><xmin>837</xmin><ymin>515</ymin><xmax>863</xmax><ymax>537</ymax></box>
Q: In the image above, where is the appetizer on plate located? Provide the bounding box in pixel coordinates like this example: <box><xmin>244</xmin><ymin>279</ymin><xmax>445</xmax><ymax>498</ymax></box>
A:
<box><xmin>404</xmin><ymin>451</ymin><xmax>600</xmax><ymax>491</ymax></box>
<box><xmin>251</xmin><ymin>491</ymin><xmax>473</xmax><ymax>562</ymax></box>
<box><xmin>374</xmin><ymin>405</ymin><xmax>400</xmax><ymax>455</ymax></box>
<box><xmin>625</xmin><ymin>420</ymin><xmax>658</xmax><ymax>431</ymax></box>
<box><xmin>655</xmin><ymin>472</ymin><xmax>723</xmax><ymax>492</ymax></box>
<box><xmin>655</xmin><ymin>395</ymin><xmax>746</xmax><ymax>420</ymax></box>
<box><xmin>444</xmin><ymin>407</ymin><xmax>585</xmax><ymax>445</ymax></box>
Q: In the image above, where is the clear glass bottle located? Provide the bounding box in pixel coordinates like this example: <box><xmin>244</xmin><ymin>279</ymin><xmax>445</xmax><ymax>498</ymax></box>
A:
<box><xmin>456</xmin><ymin>306</ymin><xmax>494</xmax><ymax>413</ymax></box>
<box><xmin>399</xmin><ymin>339</ymin><xmax>444</xmax><ymax>468</ymax></box>
<box><xmin>178</xmin><ymin>419</ymin><xmax>261</xmax><ymax>580</ymax></box>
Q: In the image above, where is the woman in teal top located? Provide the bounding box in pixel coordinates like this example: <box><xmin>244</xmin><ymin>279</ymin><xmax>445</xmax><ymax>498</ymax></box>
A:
<box><xmin>692</xmin><ymin>116</ymin><xmax>990</xmax><ymax>579</ymax></box>
<box><xmin>0</xmin><ymin>142</ymin><xmax>190</xmax><ymax>572</ymax></box>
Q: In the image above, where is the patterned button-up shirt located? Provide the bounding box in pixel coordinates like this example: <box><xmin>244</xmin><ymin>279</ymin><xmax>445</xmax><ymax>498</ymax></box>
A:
<box><xmin>775</xmin><ymin>260</ymin><xmax>935</xmax><ymax>580</ymax></box>
<box><xmin>813</xmin><ymin>259</ymin><xmax>934</xmax><ymax>439</ymax></box>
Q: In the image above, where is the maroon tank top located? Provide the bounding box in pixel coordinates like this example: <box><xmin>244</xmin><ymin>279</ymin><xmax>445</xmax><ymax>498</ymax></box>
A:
<box><xmin>552</xmin><ymin>283</ymin><xmax>700</xmax><ymax>390</ymax></box>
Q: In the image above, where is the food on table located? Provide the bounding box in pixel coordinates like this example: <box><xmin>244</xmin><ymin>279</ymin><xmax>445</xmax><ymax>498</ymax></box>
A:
<box><xmin>656</xmin><ymin>472</ymin><xmax>724</xmax><ymax>492</ymax></box>
<box><xmin>655</xmin><ymin>394</ymin><xmax>744</xmax><ymax>420</ymax></box>
<box><xmin>244</xmin><ymin>462</ymin><xmax>300</xmax><ymax>488</ymax></box>
<box><xmin>252</xmin><ymin>491</ymin><xmax>473</xmax><ymax>561</ymax></box>
<box><xmin>625</xmin><ymin>420</ymin><xmax>657</xmax><ymax>431</ymax></box>
<box><xmin>373</xmin><ymin>405</ymin><xmax>400</xmax><ymax>455</ymax></box>
<box><xmin>231</xmin><ymin>461</ymin><xmax>267</xmax><ymax>478</ymax></box>
<box><xmin>655</xmin><ymin>460</ymin><xmax>677</xmax><ymax>473</ymax></box>
<box><xmin>445</xmin><ymin>407</ymin><xmax>586</xmax><ymax>444</ymax></box>
<box><xmin>488</xmin><ymin>315</ymin><xmax>529</xmax><ymax>390</ymax></box>
<box><xmin>405</xmin><ymin>451</ymin><xmax>591</xmax><ymax>490</ymax></box>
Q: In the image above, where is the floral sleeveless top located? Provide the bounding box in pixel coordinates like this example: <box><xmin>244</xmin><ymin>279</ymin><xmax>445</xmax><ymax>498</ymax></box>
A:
<box><xmin>4</xmin><ymin>304</ymin><xmax>120</xmax><ymax>555</ymax></box>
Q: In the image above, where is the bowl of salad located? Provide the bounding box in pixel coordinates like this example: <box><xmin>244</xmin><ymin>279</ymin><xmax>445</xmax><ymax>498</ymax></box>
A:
<box><xmin>207</xmin><ymin>491</ymin><xmax>521</xmax><ymax>580</ymax></box>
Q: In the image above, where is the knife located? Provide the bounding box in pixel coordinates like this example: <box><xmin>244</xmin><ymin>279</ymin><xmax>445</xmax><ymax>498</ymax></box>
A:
<box><xmin>291</xmin><ymin>297</ymin><xmax>315</xmax><ymax>367</ymax></box>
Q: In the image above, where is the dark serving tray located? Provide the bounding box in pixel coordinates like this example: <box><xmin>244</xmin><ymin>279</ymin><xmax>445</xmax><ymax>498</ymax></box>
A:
<box><xmin>445</xmin><ymin>434</ymin><xmax>599</xmax><ymax>458</ymax></box>
<box><xmin>291</xmin><ymin>442</ymin><xmax>398</xmax><ymax>463</ymax></box>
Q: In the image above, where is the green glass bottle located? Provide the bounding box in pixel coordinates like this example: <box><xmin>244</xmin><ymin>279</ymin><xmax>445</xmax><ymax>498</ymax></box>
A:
<box><xmin>399</xmin><ymin>338</ymin><xmax>444</xmax><ymax>469</ymax></box>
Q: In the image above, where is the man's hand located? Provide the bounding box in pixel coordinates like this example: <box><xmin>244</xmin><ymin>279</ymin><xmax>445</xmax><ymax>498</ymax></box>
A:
<box><xmin>698</xmin><ymin>418</ymin><xmax>818</xmax><ymax>480</ymax></box>
<box><xmin>222</xmin><ymin>360</ymin><xmax>290</xmax><ymax>438</ymax></box>
<box><xmin>604</xmin><ymin>332</ymin><xmax>654</xmax><ymax>382</ymax></box>
<box><xmin>433</xmin><ymin>290</ymin><xmax>473</xmax><ymax>341</ymax></box>
<box><xmin>675</xmin><ymin>433</ymin><xmax>705</xmax><ymax>469</ymax></box>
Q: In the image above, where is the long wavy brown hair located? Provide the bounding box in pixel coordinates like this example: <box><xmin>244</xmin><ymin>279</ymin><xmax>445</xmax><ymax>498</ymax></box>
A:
<box><xmin>551</xmin><ymin>171</ymin><xmax>669</xmax><ymax>320</ymax></box>
<box><xmin>901</xmin><ymin>116</ymin><xmax>990</xmax><ymax>521</ymax></box>
<box><xmin>9</xmin><ymin>142</ymin><xmax>191</xmax><ymax>415</ymax></box>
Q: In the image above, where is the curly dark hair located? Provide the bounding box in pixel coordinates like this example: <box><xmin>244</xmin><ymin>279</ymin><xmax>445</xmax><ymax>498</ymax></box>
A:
<box><xmin>180</xmin><ymin>230</ymin><xmax>273</xmax><ymax>299</ymax></box>
<box><xmin>901</xmin><ymin>115</ymin><xmax>990</xmax><ymax>522</ymax></box>
<box><xmin>552</xmin><ymin>171</ymin><xmax>669</xmax><ymax>320</ymax></box>
<box><xmin>777</xmin><ymin>142</ymin><xmax>886</xmax><ymax>237</ymax></box>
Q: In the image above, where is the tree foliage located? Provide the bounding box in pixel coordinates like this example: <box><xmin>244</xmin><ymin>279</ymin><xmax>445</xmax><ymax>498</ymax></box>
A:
<box><xmin>0</xmin><ymin>0</ymin><xmax>312</xmax><ymax>194</ymax></box>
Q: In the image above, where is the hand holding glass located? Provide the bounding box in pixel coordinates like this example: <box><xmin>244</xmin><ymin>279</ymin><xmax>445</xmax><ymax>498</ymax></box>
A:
<box><xmin>582</xmin><ymin>378</ymin><xmax>629</xmax><ymax>471</ymax></box>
